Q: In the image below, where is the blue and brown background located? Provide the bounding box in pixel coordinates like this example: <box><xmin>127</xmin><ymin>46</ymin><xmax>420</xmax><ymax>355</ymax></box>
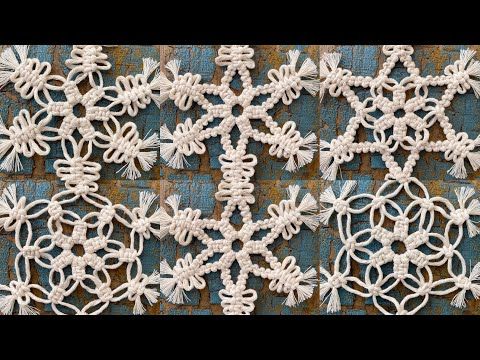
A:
<box><xmin>1</xmin><ymin>45</ymin><xmax>479</xmax><ymax>315</ymax></box>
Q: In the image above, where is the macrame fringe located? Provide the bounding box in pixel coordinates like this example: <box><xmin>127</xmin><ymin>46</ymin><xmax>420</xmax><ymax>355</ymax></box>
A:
<box><xmin>448</xmin><ymin>158</ymin><xmax>468</xmax><ymax>179</ymax></box>
<box><xmin>0</xmin><ymin>45</ymin><xmax>30</xmax><ymax>89</ymax></box>
<box><xmin>159</xmin><ymin>124</ymin><xmax>188</xmax><ymax>169</ymax></box>
<box><xmin>451</xmin><ymin>262</ymin><xmax>480</xmax><ymax>308</ymax></box>
<box><xmin>0</xmin><ymin>294</ymin><xmax>15</xmax><ymax>315</ymax></box>
<box><xmin>159</xmin><ymin>259</ymin><xmax>189</xmax><ymax>304</ymax></box>
<box><xmin>319</xmin><ymin>140</ymin><xmax>338</xmax><ymax>181</ymax></box>
<box><xmin>283</xmin><ymin>267</ymin><xmax>317</xmax><ymax>307</ymax></box>
<box><xmin>320</xmin><ymin>277</ymin><xmax>341</xmax><ymax>313</ymax></box>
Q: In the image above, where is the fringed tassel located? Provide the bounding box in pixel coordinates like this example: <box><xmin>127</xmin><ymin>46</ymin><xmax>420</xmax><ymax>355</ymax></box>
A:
<box><xmin>448</xmin><ymin>157</ymin><xmax>467</xmax><ymax>179</ymax></box>
<box><xmin>159</xmin><ymin>124</ymin><xmax>188</xmax><ymax>169</ymax></box>
<box><xmin>0</xmin><ymin>294</ymin><xmax>15</xmax><ymax>315</ymax></box>
<box><xmin>319</xmin><ymin>140</ymin><xmax>338</xmax><ymax>181</ymax></box>
<box><xmin>451</xmin><ymin>262</ymin><xmax>480</xmax><ymax>308</ymax></box>
<box><xmin>318</xmin><ymin>181</ymin><xmax>356</xmax><ymax>225</ymax></box>
<box><xmin>459</xmin><ymin>48</ymin><xmax>480</xmax><ymax>98</ymax></box>
<box><xmin>287</xmin><ymin>49</ymin><xmax>320</xmax><ymax>96</ymax></box>
<box><xmin>159</xmin><ymin>259</ymin><xmax>189</xmax><ymax>304</ymax></box>
<box><xmin>133</xmin><ymin>270</ymin><xmax>161</xmax><ymax>315</ymax></box>
<box><xmin>319</xmin><ymin>272</ymin><xmax>341</xmax><ymax>313</ymax></box>
<box><xmin>0</xmin><ymin>45</ymin><xmax>30</xmax><ymax>89</ymax></box>
<box><xmin>295</xmin><ymin>132</ymin><xmax>318</xmax><ymax>170</ymax></box>
<box><xmin>283</xmin><ymin>267</ymin><xmax>317</xmax><ymax>307</ymax></box>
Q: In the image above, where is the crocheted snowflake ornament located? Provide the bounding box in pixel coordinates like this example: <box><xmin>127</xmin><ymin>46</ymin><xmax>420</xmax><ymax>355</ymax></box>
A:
<box><xmin>0</xmin><ymin>45</ymin><xmax>162</xmax><ymax>315</ymax></box>
<box><xmin>319</xmin><ymin>45</ymin><xmax>480</xmax><ymax>182</ymax></box>
<box><xmin>0</xmin><ymin>45</ymin><xmax>162</xmax><ymax>180</ymax></box>
<box><xmin>319</xmin><ymin>179</ymin><xmax>480</xmax><ymax>315</ymax></box>
<box><xmin>159</xmin><ymin>46</ymin><xmax>321</xmax><ymax>314</ymax></box>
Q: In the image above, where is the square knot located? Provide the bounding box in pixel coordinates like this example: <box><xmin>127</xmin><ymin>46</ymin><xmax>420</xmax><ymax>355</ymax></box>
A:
<box><xmin>455</xmin><ymin>275</ymin><xmax>471</xmax><ymax>289</ymax></box>
<box><xmin>450</xmin><ymin>208</ymin><xmax>470</xmax><ymax>225</ymax></box>
<box><xmin>443</xmin><ymin>244</ymin><xmax>455</xmax><ymax>258</ymax></box>
<box><xmin>71</xmin><ymin>256</ymin><xmax>87</xmax><ymax>280</ymax></box>
<box><xmin>83</xmin><ymin>236</ymin><xmax>108</xmax><ymax>254</ymax></box>
<box><xmin>393</xmin><ymin>254</ymin><xmax>409</xmax><ymax>279</ymax></box>
<box><xmin>99</xmin><ymin>206</ymin><xmax>116</xmax><ymax>224</ymax></box>
<box><xmin>47</xmin><ymin>102</ymin><xmax>73</xmax><ymax>117</ymax></box>
<box><xmin>72</xmin><ymin>221</ymin><xmax>88</xmax><ymax>244</ymax></box>
<box><xmin>48</xmin><ymin>286</ymin><xmax>66</xmax><ymax>304</ymax></box>
<box><xmin>404</xmin><ymin>230</ymin><xmax>429</xmax><ymax>250</ymax></box>
<box><xmin>344</xmin><ymin>237</ymin><xmax>357</xmax><ymax>251</ymax></box>
<box><xmin>21</xmin><ymin>245</ymin><xmax>40</xmax><ymax>259</ymax></box>
<box><xmin>393</xmin><ymin>217</ymin><xmax>409</xmax><ymax>240</ymax></box>
<box><xmin>407</xmin><ymin>249</ymin><xmax>428</xmax><ymax>268</ymax></box>
<box><xmin>51</xmin><ymin>251</ymin><xmax>73</xmax><ymax>271</ymax></box>
<box><xmin>370</xmin><ymin>247</ymin><xmax>395</xmax><ymax>267</ymax></box>
<box><xmin>367</xmin><ymin>284</ymin><xmax>382</xmax><ymax>296</ymax></box>
<box><xmin>419</xmin><ymin>199</ymin><xmax>435</xmax><ymax>211</ymax></box>
<box><xmin>417</xmin><ymin>283</ymin><xmax>432</xmax><ymax>296</ymax></box>
<box><xmin>97</xmin><ymin>284</ymin><xmax>113</xmax><ymax>302</ymax></box>
<box><xmin>63</xmin><ymin>81</ymin><xmax>83</xmax><ymax>104</ymax></box>
<box><xmin>216</xmin><ymin>45</ymin><xmax>255</xmax><ymax>69</ymax></box>
<box><xmin>333</xmin><ymin>199</ymin><xmax>349</xmax><ymax>215</ymax></box>
<box><xmin>330</xmin><ymin>272</ymin><xmax>347</xmax><ymax>288</ymax></box>
<box><xmin>371</xmin><ymin>196</ymin><xmax>387</xmax><ymax>209</ymax></box>
<box><xmin>171</xmin><ymin>73</ymin><xmax>202</xmax><ymax>110</ymax></box>
<box><xmin>371</xmin><ymin>226</ymin><xmax>394</xmax><ymax>246</ymax></box>
<box><xmin>86</xmin><ymin>106</ymin><xmax>110</xmax><ymax>121</ymax></box>
<box><xmin>83</xmin><ymin>253</ymin><xmax>105</xmax><ymax>271</ymax></box>
<box><xmin>118</xmin><ymin>248</ymin><xmax>138</xmax><ymax>263</ymax></box>
<box><xmin>47</xmin><ymin>201</ymin><xmax>63</xmax><ymax>221</ymax></box>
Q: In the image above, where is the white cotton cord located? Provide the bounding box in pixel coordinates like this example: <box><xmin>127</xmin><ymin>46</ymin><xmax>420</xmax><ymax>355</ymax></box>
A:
<box><xmin>157</xmin><ymin>45</ymin><xmax>322</xmax><ymax>315</ymax></box>
<box><xmin>0</xmin><ymin>45</ymin><xmax>30</xmax><ymax>89</ymax></box>
<box><xmin>0</xmin><ymin>45</ymin><xmax>163</xmax><ymax>315</ymax></box>
<box><xmin>319</xmin><ymin>45</ymin><xmax>480</xmax><ymax>182</ymax></box>
<box><xmin>321</xmin><ymin>175</ymin><xmax>480</xmax><ymax>315</ymax></box>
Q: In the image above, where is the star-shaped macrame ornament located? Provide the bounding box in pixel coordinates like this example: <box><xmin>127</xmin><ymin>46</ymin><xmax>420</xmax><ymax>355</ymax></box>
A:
<box><xmin>159</xmin><ymin>45</ymin><xmax>321</xmax><ymax>314</ymax></box>
<box><xmin>319</xmin><ymin>45</ymin><xmax>480</xmax><ymax>182</ymax></box>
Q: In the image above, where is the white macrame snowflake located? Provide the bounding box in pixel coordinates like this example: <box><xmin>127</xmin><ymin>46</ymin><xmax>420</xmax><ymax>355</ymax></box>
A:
<box><xmin>0</xmin><ymin>45</ymin><xmax>162</xmax><ymax>315</ymax></box>
<box><xmin>319</xmin><ymin>178</ymin><xmax>480</xmax><ymax>315</ymax></box>
<box><xmin>0</xmin><ymin>45</ymin><xmax>162</xmax><ymax>180</ymax></box>
<box><xmin>318</xmin><ymin>45</ymin><xmax>480</xmax><ymax>182</ymax></box>
<box><xmin>159</xmin><ymin>45</ymin><xmax>321</xmax><ymax>315</ymax></box>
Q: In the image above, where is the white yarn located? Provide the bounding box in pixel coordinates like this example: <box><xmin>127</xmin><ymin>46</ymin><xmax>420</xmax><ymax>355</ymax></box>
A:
<box><xmin>159</xmin><ymin>46</ymin><xmax>320</xmax><ymax>315</ymax></box>
<box><xmin>0</xmin><ymin>46</ymin><xmax>162</xmax><ymax>315</ymax></box>
<box><xmin>319</xmin><ymin>177</ymin><xmax>480</xmax><ymax>315</ymax></box>
<box><xmin>319</xmin><ymin>45</ymin><xmax>480</xmax><ymax>182</ymax></box>
<box><xmin>0</xmin><ymin>45</ymin><xmax>161</xmax><ymax>180</ymax></box>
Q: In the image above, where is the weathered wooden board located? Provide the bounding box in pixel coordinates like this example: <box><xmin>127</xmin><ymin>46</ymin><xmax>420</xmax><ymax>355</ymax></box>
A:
<box><xmin>1</xmin><ymin>45</ymin><xmax>480</xmax><ymax>315</ymax></box>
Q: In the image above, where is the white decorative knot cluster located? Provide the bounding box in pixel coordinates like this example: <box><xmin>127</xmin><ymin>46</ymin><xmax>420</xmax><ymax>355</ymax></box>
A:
<box><xmin>159</xmin><ymin>45</ymin><xmax>321</xmax><ymax>315</ymax></box>
<box><xmin>319</xmin><ymin>45</ymin><xmax>480</xmax><ymax>182</ymax></box>
<box><xmin>319</xmin><ymin>179</ymin><xmax>480</xmax><ymax>315</ymax></box>
<box><xmin>0</xmin><ymin>45</ymin><xmax>162</xmax><ymax>315</ymax></box>
<box><xmin>0</xmin><ymin>45</ymin><xmax>162</xmax><ymax>180</ymax></box>
<box><xmin>0</xmin><ymin>184</ymin><xmax>162</xmax><ymax>315</ymax></box>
